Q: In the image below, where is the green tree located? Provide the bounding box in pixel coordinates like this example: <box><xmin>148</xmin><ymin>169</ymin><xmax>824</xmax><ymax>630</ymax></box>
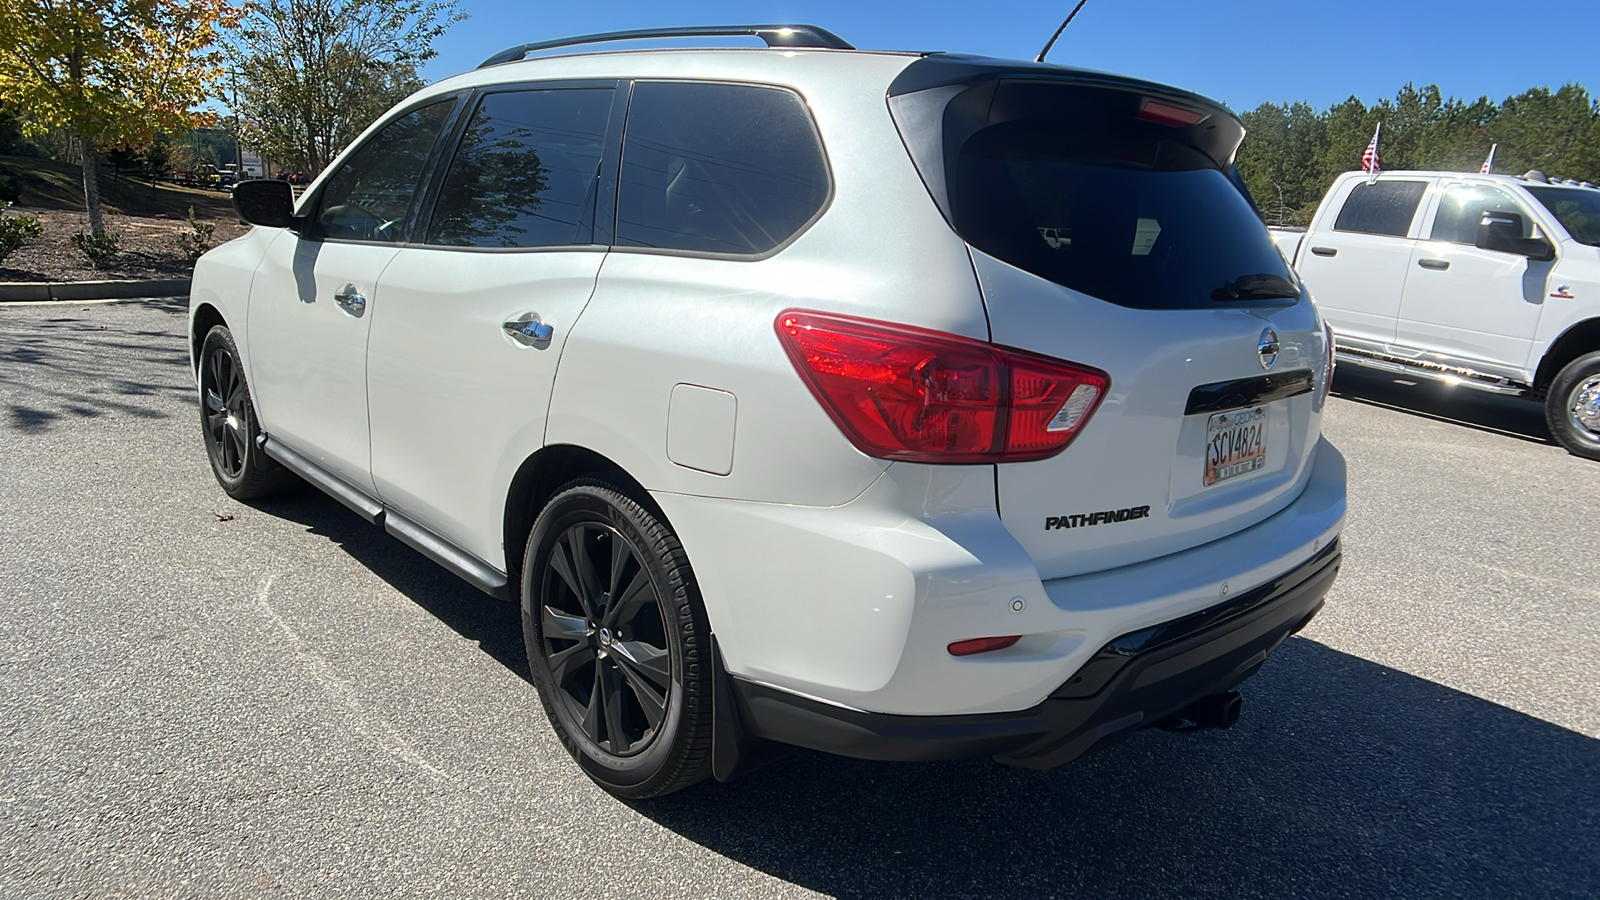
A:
<box><xmin>0</xmin><ymin>0</ymin><xmax>241</xmax><ymax>236</ymax></box>
<box><xmin>229</xmin><ymin>0</ymin><xmax>465</xmax><ymax>177</ymax></box>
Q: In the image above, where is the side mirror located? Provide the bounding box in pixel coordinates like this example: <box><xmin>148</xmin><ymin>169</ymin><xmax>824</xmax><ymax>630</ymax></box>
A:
<box><xmin>232</xmin><ymin>179</ymin><xmax>296</xmax><ymax>228</ymax></box>
<box><xmin>1476</xmin><ymin>211</ymin><xmax>1555</xmax><ymax>261</ymax></box>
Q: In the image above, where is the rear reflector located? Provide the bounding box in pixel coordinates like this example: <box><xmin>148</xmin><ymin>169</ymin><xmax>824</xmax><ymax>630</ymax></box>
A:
<box><xmin>948</xmin><ymin>635</ymin><xmax>1021</xmax><ymax>657</ymax></box>
<box><xmin>1137</xmin><ymin>98</ymin><xmax>1208</xmax><ymax>128</ymax></box>
<box><xmin>775</xmin><ymin>311</ymin><xmax>1108</xmax><ymax>464</ymax></box>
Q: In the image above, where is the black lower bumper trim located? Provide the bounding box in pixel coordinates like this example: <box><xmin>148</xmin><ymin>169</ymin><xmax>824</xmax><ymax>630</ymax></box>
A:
<box><xmin>732</xmin><ymin>540</ymin><xmax>1341</xmax><ymax>769</ymax></box>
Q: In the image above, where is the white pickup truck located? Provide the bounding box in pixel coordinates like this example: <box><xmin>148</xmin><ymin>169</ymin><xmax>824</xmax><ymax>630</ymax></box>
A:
<box><xmin>1272</xmin><ymin>170</ymin><xmax>1600</xmax><ymax>459</ymax></box>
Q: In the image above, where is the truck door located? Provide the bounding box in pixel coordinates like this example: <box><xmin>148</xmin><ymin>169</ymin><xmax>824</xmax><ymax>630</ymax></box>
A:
<box><xmin>1295</xmin><ymin>178</ymin><xmax>1430</xmax><ymax>349</ymax></box>
<box><xmin>1398</xmin><ymin>181</ymin><xmax>1553</xmax><ymax>372</ymax></box>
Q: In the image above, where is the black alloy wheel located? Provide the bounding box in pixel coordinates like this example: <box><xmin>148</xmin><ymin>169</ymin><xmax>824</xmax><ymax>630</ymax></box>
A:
<box><xmin>197</xmin><ymin>325</ymin><xmax>294</xmax><ymax>499</ymax></box>
<box><xmin>522</xmin><ymin>479</ymin><xmax>713</xmax><ymax>798</ymax></box>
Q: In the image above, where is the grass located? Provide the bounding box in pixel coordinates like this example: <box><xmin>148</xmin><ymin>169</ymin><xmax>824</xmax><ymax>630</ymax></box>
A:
<box><xmin>0</xmin><ymin>154</ymin><xmax>234</xmax><ymax>219</ymax></box>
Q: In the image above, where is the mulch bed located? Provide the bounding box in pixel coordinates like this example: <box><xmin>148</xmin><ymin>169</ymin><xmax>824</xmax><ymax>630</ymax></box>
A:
<box><xmin>0</xmin><ymin>207</ymin><xmax>248</xmax><ymax>283</ymax></box>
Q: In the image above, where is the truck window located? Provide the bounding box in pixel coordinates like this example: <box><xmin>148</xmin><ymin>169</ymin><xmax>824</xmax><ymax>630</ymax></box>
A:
<box><xmin>1332</xmin><ymin>181</ymin><xmax>1427</xmax><ymax>237</ymax></box>
<box><xmin>1430</xmin><ymin>184</ymin><xmax>1531</xmax><ymax>245</ymax></box>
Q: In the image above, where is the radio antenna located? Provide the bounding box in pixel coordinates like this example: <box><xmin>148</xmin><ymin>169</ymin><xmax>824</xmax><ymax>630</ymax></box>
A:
<box><xmin>1035</xmin><ymin>0</ymin><xmax>1091</xmax><ymax>63</ymax></box>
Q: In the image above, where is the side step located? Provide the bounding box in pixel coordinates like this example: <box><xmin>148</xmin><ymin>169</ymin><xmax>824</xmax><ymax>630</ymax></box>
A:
<box><xmin>1334</xmin><ymin>347</ymin><xmax>1527</xmax><ymax>396</ymax></box>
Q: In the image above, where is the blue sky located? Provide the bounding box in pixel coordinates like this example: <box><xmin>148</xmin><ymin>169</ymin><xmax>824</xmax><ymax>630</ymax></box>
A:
<box><xmin>419</xmin><ymin>0</ymin><xmax>1599</xmax><ymax>113</ymax></box>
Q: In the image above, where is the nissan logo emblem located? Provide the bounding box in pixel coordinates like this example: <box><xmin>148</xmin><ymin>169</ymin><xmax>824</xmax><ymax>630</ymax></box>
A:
<box><xmin>1258</xmin><ymin>328</ymin><xmax>1280</xmax><ymax>370</ymax></box>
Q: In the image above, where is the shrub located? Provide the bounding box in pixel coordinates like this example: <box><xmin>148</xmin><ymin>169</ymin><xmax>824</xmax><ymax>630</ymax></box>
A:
<box><xmin>0</xmin><ymin>202</ymin><xmax>44</xmax><ymax>265</ymax></box>
<box><xmin>71</xmin><ymin>230</ymin><xmax>121</xmax><ymax>268</ymax></box>
<box><xmin>174</xmin><ymin>206</ymin><xmax>215</xmax><ymax>263</ymax></box>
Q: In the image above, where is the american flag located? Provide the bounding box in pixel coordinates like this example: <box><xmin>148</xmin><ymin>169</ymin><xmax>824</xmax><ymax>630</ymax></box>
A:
<box><xmin>1361</xmin><ymin>123</ymin><xmax>1382</xmax><ymax>175</ymax></box>
<box><xmin>1480</xmin><ymin>143</ymin><xmax>1498</xmax><ymax>174</ymax></box>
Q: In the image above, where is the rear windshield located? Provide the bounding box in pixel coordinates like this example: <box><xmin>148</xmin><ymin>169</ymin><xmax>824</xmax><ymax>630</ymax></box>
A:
<box><xmin>893</xmin><ymin>78</ymin><xmax>1296</xmax><ymax>310</ymax></box>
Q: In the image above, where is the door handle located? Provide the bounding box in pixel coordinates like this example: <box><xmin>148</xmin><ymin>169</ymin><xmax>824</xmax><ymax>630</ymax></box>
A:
<box><xmin>333</xmin><ymin>283</ymin><xmax>366</xmax><ymax>316</ymax></box>
<box><xmin>1417</xmin><ymin>259</ymin><xmax>1450</xmax><ymax>271</ymax></box>
<box><xmin>503</xmin><ymin>313</ymin><xmax>554</xmax><ymax>346</ymax></box>
<box><xmin>1310</xmin><ymin>246</ymin><xmax>1337</xmax><ymax>257</ymax></box>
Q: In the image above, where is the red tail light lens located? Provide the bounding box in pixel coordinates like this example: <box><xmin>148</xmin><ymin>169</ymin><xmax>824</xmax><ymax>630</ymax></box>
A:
<box><xmin>948</xmin><ymin>635</ymin><xmax>1021</xmax><ymax>657</ymax></box>
<box><xmin>775</xmin><ymin>311</ymin><xmax>1109</xmax><ymax>463</ymax></box>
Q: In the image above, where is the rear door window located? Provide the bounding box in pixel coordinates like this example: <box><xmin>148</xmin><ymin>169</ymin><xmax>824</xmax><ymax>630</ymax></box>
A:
<box><xmin>313</xmin><ymin>100</ymin><xmax>454</xmax><ymax>243</ymax></box>
<box><xmin>1333</xmin><ymin>181</ymin><xmax>1427</xmax><ymax>237</ymax></box>
<box><xmin>426</xmin><ymin>87</ymin><xmax>615</xmax><ymax>248</ymax></box>
<box><xmin>615</xmin><ymin>81</ymin><xmax>830</xmax><ymax>256</ymax></box>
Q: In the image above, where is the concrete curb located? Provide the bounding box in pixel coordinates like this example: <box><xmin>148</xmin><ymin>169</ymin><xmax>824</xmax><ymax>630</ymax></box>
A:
<box><xmin>0</xmin><ymin>278</ymin><xmax>190</xmax><ymax>302</ymax></box>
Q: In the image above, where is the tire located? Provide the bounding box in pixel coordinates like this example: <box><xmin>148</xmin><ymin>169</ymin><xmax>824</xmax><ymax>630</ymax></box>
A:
<box><xmin>197</xmin><ymin>325</ymin><xmax>296</xmax><ymax>499</ymax></box>
<box><xmin>1544</xmin><ymin>351</ymin><xmax>1600</xmax><ymax>461</ymax></box>
<box><xmin>521</xmin><ymin>478</ymin><xmax>714</xmax><ymax>798</ymax></box>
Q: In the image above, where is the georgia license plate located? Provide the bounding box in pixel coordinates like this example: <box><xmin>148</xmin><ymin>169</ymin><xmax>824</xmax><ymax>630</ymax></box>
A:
<box><xmin>1205</xmin><ymin>405</ymin><xmax>1267</xmax><ymax>486</ymax></box>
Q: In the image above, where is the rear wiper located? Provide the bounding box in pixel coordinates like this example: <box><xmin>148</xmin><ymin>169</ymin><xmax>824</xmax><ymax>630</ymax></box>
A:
<box><xmin>1212</xmin><ymin>273</ymin><xmax>1301</xmax><ymax>301</ymax></box>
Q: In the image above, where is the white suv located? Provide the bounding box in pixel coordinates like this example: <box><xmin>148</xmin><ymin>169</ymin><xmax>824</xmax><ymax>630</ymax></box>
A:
<box><xmin>192</xmin><ymin>25</ymin><xmax>1346</xmax><ymax>798</ymax></box>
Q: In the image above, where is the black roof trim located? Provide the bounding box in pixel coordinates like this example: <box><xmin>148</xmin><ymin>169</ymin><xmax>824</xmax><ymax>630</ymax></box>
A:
<box><xmin>479</xmin><ymin>24</ymin><xmax>853</xmax><ymax>68</ymax></box>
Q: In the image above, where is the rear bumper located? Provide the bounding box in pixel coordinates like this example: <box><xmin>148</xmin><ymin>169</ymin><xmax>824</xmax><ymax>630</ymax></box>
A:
<box><xmin>731</xmin><ymin>539</ymin><xmax>1340</xmax><ymax>768</ymax></box>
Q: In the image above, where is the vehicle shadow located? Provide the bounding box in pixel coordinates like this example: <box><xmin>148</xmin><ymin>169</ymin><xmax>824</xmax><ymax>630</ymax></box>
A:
<box><xmin>640</xmin><ymin>639</ymin><xmax>1600</xmax><ymax>898</ymax></box>
<box><xmin>246</xmin><ymin>491</ymin><xmax>1599</xmax><ymax>899</ymax></box>
<box><xmin>1330</xmin><ymin>364</ymin><xmax>1554</xmax><ymax>445</ymax></box>
<box><xmin>248</xmin><ymin>488</ymin><xmax>533</xmax><ymax>683</ymax></box>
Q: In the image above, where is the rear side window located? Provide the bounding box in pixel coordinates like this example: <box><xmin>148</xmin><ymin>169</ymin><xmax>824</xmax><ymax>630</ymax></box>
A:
<box><xmin>1333</xmin><ymin>181</ymin><xmax>1427</xmax><ymax>237</ymax></box>
<box><xmin>616</xmin><ymin>81</ymin><xmax>830</xmax><ymax>255</ymax></box>
<box><xmin>427</xmin><ymin>88</ymin><xmax>614</xmax><ymax>248</ymax></box>
<box><xmin>315</xmin><ymin>100</ymin><xmax>454</xmax><ymax>242</ymax></box>
<box><xmin>1430</xmin><ymin>184</ymin><xmax>1531</xmax><ymax>245</ymax></box>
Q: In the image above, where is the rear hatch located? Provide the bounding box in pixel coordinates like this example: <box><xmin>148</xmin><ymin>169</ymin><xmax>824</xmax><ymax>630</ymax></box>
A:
<box><xmin>889</xmin><ymin>60</ymin><xmax>1330</xmax><ymax>580</ymax></box>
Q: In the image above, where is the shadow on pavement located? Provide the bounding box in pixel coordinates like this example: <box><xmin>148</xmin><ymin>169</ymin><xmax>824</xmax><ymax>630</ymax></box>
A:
<box><xmin>1</xmin><ymin>296</ymin><xmax>192</xmax><ymax>433</ymax></box>
<box><xmin>641</xmin><ymin>639</ymin><xmax>1600</xmax><ymax>898</ymax></box>
<box><xmin>251</xmin><ymin>488</ymin><xmax>532</xmax><ymax>684</ymax></box>
<box><xmin>1331</xmin><ymin>365</ymin><xmax>1553</xmax><ymax>445</ymax></box>
<box><xmin>248</xmin><ymin>492</ymin><xmax>1600</xmax><ymax>899</ymax></box>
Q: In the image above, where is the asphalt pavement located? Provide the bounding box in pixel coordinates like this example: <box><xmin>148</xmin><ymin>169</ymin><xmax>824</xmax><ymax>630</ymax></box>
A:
<box><xmin>2</xmin><ymin>297</ymin><xmax>1596</xmax><ymax>899</ymax></box>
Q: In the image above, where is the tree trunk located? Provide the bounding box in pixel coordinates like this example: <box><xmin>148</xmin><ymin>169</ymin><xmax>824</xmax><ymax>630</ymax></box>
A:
<box><xmin>78</xmin><ymin>134</ymin><xmax>105</xmax><ymax>238</ymax></box>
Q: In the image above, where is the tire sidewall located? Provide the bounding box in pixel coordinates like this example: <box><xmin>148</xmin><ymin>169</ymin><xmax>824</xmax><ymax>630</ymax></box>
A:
<box><xmin>198</xmin><ymin>326</ymin><xmax>262</xmax><ymax>493</ymax></box>
<box><xmin>1546</xmin><ymin>352</ymin><xmax>1600</xmax><ymax>460</ymax></box>
<box><xmin>521</xmin><ymin>483</ymin><xmax>691</xmax><ymax>790</ymax></box>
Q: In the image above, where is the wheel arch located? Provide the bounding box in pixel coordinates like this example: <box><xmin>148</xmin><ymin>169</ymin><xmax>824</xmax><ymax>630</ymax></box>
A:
<box><xmin>191</xmin><ymin>302</ymin><xmax>227</xmax><ymax>373</ymax></box>
<box><xmin>1534</xmin><ymin>318</ymin><xmax>1600</xmax><ymax>396</ymax></box>
<box><xmin>502</xmin><ymin>444</ymin><xmax>672</xmax><ymax>593</ymax></box>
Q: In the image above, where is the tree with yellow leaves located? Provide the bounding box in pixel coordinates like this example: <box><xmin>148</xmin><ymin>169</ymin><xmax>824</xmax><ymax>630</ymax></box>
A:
<box><xmin>0</xmin><ymin>0</ymin><xmax>241</xmax><ymax>237</ymax></box>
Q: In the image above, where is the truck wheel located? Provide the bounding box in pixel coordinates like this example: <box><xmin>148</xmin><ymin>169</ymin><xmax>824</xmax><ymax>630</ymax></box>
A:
<box><xmin>1545</xmin><ymin>351</ymin><xmax>1600</xmax><ymax>461</ymax></box>
<box><xmin>521</xmin><ymin>479</ymin><xmax>714</xmax><ymax>799</ymax></box>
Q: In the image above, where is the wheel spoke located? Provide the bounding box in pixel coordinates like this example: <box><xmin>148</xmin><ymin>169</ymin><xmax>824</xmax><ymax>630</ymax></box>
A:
<box><xmin>612</xmin><ymin>639</ymin><xmax>671</xmax><ymax>691</ymax></box>
<box><xmin>206</xmin><ymin>408</ymin><xmax>228</xmax><ymax>436</ymax></box>
<box><xmin>547</xmin><ymin>641</ymin><xmax>595</xmax><ymax>686</ymax></box>
<box><xmin>567</xmin><ymin>526</ymin><xmax>605</xmax><ymax>620</ymax></box>
<box><xmin>580</xmin><ymin>663</ymin><xmax>604</xmax><ymax>744</ymax></box>
<box><xmin>542</xmin><ymin>605</ymin><xmax>588</xmax><ymax>642</ymax></box>
<box><xmin>601</xmin><ymin>661</ymin><xmax>630</xmax><ymax>754</ymax></box>
<box><xmin>608</xmin><ymin>534</ymin><xmax>634</xmax><ymax>599</ymax></box>
<box><xmin>204</xmin><ymin>388</ymin><xmax>227</xmax><ymax>414</ymax></box>
<box><xmin>228</xmin><ymin>430</ymin><xmax>249</xmax><ymax>472</ymax></box>
<box><xmin>546</xmin><ymin>535</ymin><xmax>587</xmax><ymax>613</ymax></box>
<box><xmin>615</xmin><ymin>655</ymin><xmax>667</xmax><ymax>729</ymax></box>
<box><xmin>602</xmin><ymin>565</ymin><xmax>653</xmax><ymax>629</ymax></box>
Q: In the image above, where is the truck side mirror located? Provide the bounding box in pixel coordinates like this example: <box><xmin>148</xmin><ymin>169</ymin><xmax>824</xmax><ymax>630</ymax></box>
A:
<box><xmin>1476</xmin><ymin>211</ymin><xmax>1555</xmax><ymax>261</ymax></box>
<box><xmin>232</xmin><ymin>179</ymin><xmax>296</xmax><ymax>229</ymax></box>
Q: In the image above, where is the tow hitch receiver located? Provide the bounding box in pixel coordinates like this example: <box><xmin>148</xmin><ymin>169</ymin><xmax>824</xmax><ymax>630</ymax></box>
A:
<box><xmin>1154</xmin><ymin>690</ymin><xmax>1243</xmax><ymax>733</ymax></box>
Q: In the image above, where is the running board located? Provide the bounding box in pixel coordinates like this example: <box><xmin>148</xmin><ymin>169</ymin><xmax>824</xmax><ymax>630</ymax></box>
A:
<box><xmin>258</xmin><ymin>434</ymin><xmax>511</xmax><ymax>602</ymax></box>
<box><xmin>1334</xmin><ymin>348</ymin><xmax>1528</xmax><ymax>396</ymax></box>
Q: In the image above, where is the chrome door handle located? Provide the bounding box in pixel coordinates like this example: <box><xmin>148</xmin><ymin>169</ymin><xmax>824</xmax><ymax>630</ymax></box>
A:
<box><xmin>333</xmin><ymin>283</ymin><xmax>366</xmax><ymax>316</ymax></box>
<box><xmin>503</xmin><ymin>313</ymin><xmax>554</xmax><ymax>346</ymax></box>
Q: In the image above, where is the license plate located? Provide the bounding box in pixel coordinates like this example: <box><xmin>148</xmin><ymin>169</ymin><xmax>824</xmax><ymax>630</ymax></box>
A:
<box><xmin>1205</xmin><ymin>405</ymin><xmax>1267</xmax><ymax>486</ymax></box>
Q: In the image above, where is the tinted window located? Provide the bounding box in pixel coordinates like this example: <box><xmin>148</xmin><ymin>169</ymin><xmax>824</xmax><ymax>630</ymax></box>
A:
<box><xmin>1528</xmin><ymin>186</ymin><xmax>1600</xmax><ymax>246</ymax></box>
<box><xmin>1332</xmin><ymin>181</ymin><xmax>1427</xmax><ymax>237</ymax></box>
<box><xmin>950</xmin><ymin>120</ymin><xmax>1295</xmax><ymax>310</ymax></box>
<box><xmin>616</xmin><ymin>82</ymin><xmax>830</xmax><ymax>255</ymax></box>
<box><xmin>315</xmin><ymin>100</ymin><xmax>453</xmax><ymax>242</ymax></box>
<box><xmin>427</xmin><ymin>88</ymin><xmax>614</xmax><ymax>248</ymax></box>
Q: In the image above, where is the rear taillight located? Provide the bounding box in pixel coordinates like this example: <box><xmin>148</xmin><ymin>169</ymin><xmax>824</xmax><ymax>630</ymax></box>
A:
<box><xmin>775</xmin><ymin>311</ymin><xmax>1109</xmax><ymax>464</ymax></box>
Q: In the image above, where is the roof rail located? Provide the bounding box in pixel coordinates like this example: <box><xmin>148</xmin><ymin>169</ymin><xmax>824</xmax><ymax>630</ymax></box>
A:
<box><xmin>478</xmin><ymin>24</ymin><xmax>854</xmax><ymax>69</ymax></box>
